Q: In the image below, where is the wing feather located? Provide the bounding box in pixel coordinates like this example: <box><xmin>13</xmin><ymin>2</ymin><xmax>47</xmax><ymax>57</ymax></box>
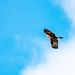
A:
<box><xmin>50</xmin><ymin>39</ymin><xmax>58</xmax><ymax>48</ymax></box>
<box><xmin>44</xmin><ymin>29</ymin><xmax>55</xmax><ymax>37</ymax></box>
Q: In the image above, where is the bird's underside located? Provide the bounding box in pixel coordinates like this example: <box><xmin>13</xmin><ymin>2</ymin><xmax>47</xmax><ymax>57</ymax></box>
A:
<box><xmin>44</xmin><ymin>29</ymin><xmax>63</xmax><ymax>49</ymax></box>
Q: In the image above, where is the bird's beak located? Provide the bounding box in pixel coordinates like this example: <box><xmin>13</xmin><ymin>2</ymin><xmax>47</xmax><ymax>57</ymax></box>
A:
<box><xmin>46</xmin><ymin>35</ymin><xmax>51</xmax><ymax>38</ymax></box>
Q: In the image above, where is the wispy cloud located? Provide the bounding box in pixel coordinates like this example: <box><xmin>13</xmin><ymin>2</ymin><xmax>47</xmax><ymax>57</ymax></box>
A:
<box><xmin>51</xmin><ymin>0</ymin><xmax>75</xmax><ymax>27</ymax></box>
<box><xmin>20</xmin><ymin>36</ymin><xmax>75</xmax><ymax>75</ymax></box>
<box><xmin>20</xmin><ymin>0</ymin><xmax>75</xmax><ymax>75</ymax></box>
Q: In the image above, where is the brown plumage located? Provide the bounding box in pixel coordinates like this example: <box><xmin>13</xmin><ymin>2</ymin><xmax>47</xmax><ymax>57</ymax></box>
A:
<box><xmin>44</xmin><ymin>29</ymin><xmax>63</xmax><ymax>49</ymax></box>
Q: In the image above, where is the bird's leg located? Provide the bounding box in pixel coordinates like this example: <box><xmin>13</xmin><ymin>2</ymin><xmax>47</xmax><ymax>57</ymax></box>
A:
<box><xmin>46</xmin><ymin>35</ymin><xmax>51</xmax><ymax>38</ymax></box>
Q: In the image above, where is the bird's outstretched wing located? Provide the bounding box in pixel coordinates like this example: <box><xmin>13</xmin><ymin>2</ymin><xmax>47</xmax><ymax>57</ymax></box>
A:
<box><xmin>44</xmin><ymin>29</ymin><xmax>55</xmax><ymax>37</ymax></box>
<box><xmin>50</xmin><ymin>39</ymin><xmax>58</xmax><ymax>48</ymax></box>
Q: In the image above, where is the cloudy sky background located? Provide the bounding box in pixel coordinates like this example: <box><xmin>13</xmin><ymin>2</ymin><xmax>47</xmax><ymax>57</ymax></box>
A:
<box><xmin>0</xmin><ymin>0</ymin><xmax>75</xmax><ymax>75</ymax></box>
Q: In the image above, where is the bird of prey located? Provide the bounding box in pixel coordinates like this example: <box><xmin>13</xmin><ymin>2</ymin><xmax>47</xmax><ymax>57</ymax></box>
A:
<box><xmin>44</xmin><ymin>29</ymin><xmax>63</xmax><ymax>49</ymax></box>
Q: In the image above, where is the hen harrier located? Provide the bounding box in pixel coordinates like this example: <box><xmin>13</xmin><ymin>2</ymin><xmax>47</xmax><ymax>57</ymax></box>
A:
<box><xmin>44</xmin><ymin>29</ymin><xmax>63</xmax><ymax>49</ymax></box>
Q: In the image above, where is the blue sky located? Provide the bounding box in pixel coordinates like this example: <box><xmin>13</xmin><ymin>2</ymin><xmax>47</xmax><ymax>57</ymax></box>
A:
<box><xmin>0</xmin><ymin>0</ymin><xmax>72</xmax><ymax>75</ymax></box>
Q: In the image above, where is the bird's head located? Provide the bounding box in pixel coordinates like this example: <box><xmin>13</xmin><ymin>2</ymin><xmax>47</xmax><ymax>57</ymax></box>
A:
<box><xmin>59</xmin><ymin>37</ymin><xmax>63</xmax><ymax>39</ymax></box>
<box><xmin>56</xmin><ymin>36</ymin><xmax>63</xmax><ymax>39</ymax></box>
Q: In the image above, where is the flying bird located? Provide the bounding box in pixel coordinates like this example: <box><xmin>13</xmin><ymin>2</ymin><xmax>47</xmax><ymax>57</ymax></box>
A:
<box><xmin>44</xmin><ymin>29</ymin><xmax>63</xmax><ymax>49</ymax></box>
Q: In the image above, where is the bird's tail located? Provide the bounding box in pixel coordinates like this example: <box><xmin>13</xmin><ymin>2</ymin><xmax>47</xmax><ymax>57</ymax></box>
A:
<box><xmin>56</xmin><ymin>36</ymin><xmax>63</xmax><ymax>39</ymax></box>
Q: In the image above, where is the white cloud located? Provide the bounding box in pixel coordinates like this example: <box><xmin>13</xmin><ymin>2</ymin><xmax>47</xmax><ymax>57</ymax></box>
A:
<box><xmin>61</xmin><ymin>0</ymin><xmax>75</xmax><ymax>27</ymax></box>
<box><xmin>19</xmin><ymin>0</ymin><xmax>75</xmax><ymax>75</ymax></box>
<box><xmin>20</xmin><ymin>36</ymin><xmax>75</xmax><ymax>75</ymax></box>
<box><xmin>51</xmin><ymin>0</ymin><xmax>75</xmax><ymax>27</ymax></box>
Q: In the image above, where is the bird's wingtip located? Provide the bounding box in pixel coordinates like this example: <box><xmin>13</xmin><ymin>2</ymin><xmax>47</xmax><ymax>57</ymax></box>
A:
<box><xmin>43</xmin><ymin>28</ymin><xmax>48</xmax><ymax>32</ymax></box>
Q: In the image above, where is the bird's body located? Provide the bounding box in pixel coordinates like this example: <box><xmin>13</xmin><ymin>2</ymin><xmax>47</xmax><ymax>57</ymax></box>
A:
<box><xmin>44</xmin><ymin>29</ymin><xmax>63</xmax><ymax>49</ymax></box>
